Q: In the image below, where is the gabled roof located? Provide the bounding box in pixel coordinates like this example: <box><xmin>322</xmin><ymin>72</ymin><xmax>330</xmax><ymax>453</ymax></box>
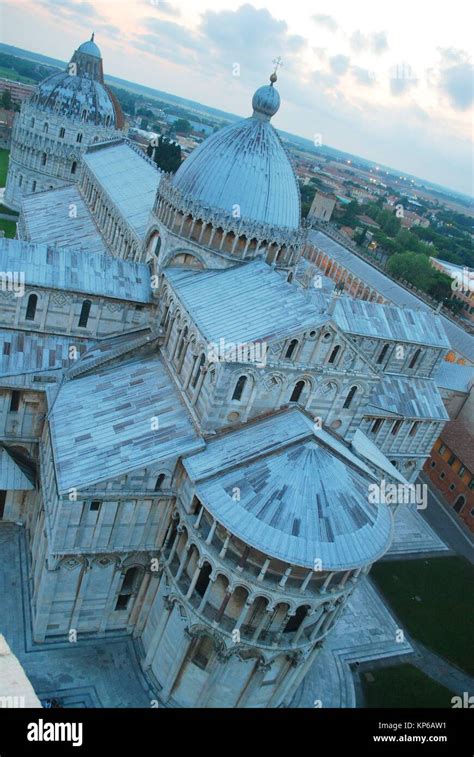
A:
<box><xmin>184</xmin><ymin>410</ymin><xmax>392</xmax><ymax>570</ymax></box>
<box><xmin>367</xmin><ymin>374</ymin><xmax>449</xmax><ymax>421</ymax></box>
<box><xmin>0</xmin><ymin>238</ymin><xmax>151</xmax><ymax>303</ymax></box>
<box><xmin>48</xmin><ymin>355</ymin><xmax>204</xmax><ymax>492</ymax></box>
<box><xmin>434</xmin><ymin>360</ymin><xmax>474</xmax><ymax>393</ymax></box>
<box><xmin>165</xmin><ymin>259</ymin><xmax>328</xmax><ymax>344</ymax></box>
<box><xmin>83</xmin><ymin>141</ymin><xmax>161</xmax><ymax>240</ymax></box>
<box><xmin>333</xmin><ymin>295</ymin><xmax>450</xmax><ymax>349</ymax></box>
<box><xmin>20</xmin><ymin>186</ymin><xmax>107</xmax><ymax>256</ymax></box>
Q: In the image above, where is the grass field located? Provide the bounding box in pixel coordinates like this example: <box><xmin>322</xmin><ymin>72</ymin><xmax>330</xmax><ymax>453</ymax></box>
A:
<box><xmin>0</xmin><ymin>66</ymin><xmax>36</xmax><ymax>84</ymax></box>
<box><xmin>0</xmin><ymin>149</ymin><xmax>10</xmax><ymax>187</ymax></box>
<box><xmin>371</xmin><ymin>557</ymin><xmax>474</xmax><ymax>675</ymax></box>
<box><xmin>361</xmin><ymin>664</ymin><xmax>455</xmax><ymax>708</ymax></box>
<box><xmin>0</xmin><ymin>218</ymin><xmax>17</xmax><ymax>238</ymax></box>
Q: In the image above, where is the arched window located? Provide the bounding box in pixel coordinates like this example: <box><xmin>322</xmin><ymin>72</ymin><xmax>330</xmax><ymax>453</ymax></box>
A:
<box><xmin>115</xmin><ymin>566</ymin><xmax>142</xmax><ymax>611</ymax></box>
<box><xmin>25</xmin><ymin>293</ymin><xmax>38</xmax><ymax>321</ymax></box>
<box><xmin>343</xmin><ymin>385</ymin><xmax>357</xmax><ymax>409</ymax></box>
<box><xmin>328</xmin><ymin>345</ymin><xmax>340</xmax><ymax>364</ymax></box>
<box><xmin>290</xmin><ymin>380</ymin><xmax>305</xmax><ymax>403</ymax></box>
<box><xmin>284</xmin><ymin>605</ymin><xmax>308</xmax><ymax>633</ymax></box>
<box><xmin>78</xmin><ymin>299</ymin><xmax>92</xmax><ymax>328</ymax></box>
<box><xmin>41</xmin><ymin>153</ymin><xmax>47</xmax><ymax>166</ymax></box>
<box><xmin>43</xmin><ymin>122</ymin><xmax>48</xmax><ymax>133</ymax></box>
<box><xmin>154</xmin><ymin>474</ymin><xmax>165</xmax><ymax>491</ymax></box>
<box><xmin>71</xmin><ymin>161</ymin><xmax>77</xmax><ymax>175</ymax></box>
<box><xmin>59</xmin><ymin>127</ymin><xmax>65</xmax><ymax>138</ymax></box>
<box><xmin>232</xmin><ymin>375</ymin><xmax>247</xmax><ymax>401</ymax></box>
<box><xmin>176</xmin><ymin>326</ymin><xmax>188</xmax><ymax>362</ymax></box>
<box><xmin>30</xmin><ymin>117</ymin><xmax>35</xmax><ymax>128</ymax></box>
<box><xmin>285</xmin><ymin>339</ymin><xmax>298</xmax><ymax>359</ymax></box>
<box><xmin>377</xmin><ymin>343</ymin><xmax>390</xmax><ymax>364</ymax></box>
<box><xmin>76</xmin><ymin>133</ymin><xmax>83</xmax><ymax>143</ymax></box>
<box><xmin>409</xmin><ymin>348</ymin><xmax>421</xmax><ymax>369</ymax></box>
<box><xmin>192</xmin><ymin>353</ymin><xmax>205</xmax><ymax>388</ymax></box>
<box><xmin>195</xmin><ymin>563</ymin><xmax>212</xmax><ymax>598</ymax></box>
<box><xmin>154</xmin><ymin>235</ymin><xmax>161</xmax><ymax>256</ymax></box>
<box><xmin>454</xmin><ymin>495</ymin><xmax>466</xmax><ymax>514</ymax></box>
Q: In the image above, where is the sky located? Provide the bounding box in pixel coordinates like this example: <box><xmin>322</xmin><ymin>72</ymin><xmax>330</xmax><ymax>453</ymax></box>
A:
<box><xmin>1</xmin><ymin>0</ymin><xmax>473</xmax><ymax>195</ymax></box>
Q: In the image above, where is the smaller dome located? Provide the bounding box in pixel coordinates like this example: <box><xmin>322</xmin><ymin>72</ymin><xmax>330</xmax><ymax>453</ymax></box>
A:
<box><xmin>252</xmin><ymin>82</ymin><xmax>280</xmax><ymax>120</ymax></box>
<box><xmin>77</xmin><ymin>35</ymin><xmax>101</xmax><ymax>59</ymax></box>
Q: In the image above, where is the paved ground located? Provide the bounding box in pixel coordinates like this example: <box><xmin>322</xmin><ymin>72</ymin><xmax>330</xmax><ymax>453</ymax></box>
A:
<box><xmin>418</xmin><ymin>473</ymin><xmax>474</xmax><ymax>564</ymax></box>
<box><xmin>290</xmin><ymin>577</ymin><xmax>414</xmax><ymax>708</ymax></box>
<box><xmin>0</xmin><ymin>523</ymin><xmax>156</xmax><ymax>708</ymax></box>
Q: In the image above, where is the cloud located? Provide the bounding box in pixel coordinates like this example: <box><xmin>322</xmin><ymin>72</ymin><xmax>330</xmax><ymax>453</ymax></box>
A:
<box><xmin>351</xmin><ymin>66</ymin><xmax>376</xmax><ymax>86</ymax></box>
<box><xmin>329</xmin><ymin>55</ymin><xmax>349</xmax><ymax>76</ymax></box>
<box><xmin>38</xmin><ymin>0</ymin><xmax>102</xmax><ymax>21</ymax></box>
<box><xmin>439</xmin><ymin>62</ymin><xmax>474</xmax><ymax>110</ymax></box>
<box><xmin>151</xmin><ymin>0</ymin><xmax>181</xmax><ymax>17</ymax></box>
<box><xmin>200</xmin><ymin>3</ymin><xmax>306</xmax><ymax>64</ymax></box>
<box><xmin>350</xmin><ymin>30</ymin><xmax>388</xmax><ymax>55</ymax></box>
<box><xmin>312</xmin><ymin>14</ymin><xmax>338</xmax><ymax>33</ymax></box>
<box><xmin>134</xmin><ymin>3</ymin><xmax>308</xmax><ymax>87</ymax></box>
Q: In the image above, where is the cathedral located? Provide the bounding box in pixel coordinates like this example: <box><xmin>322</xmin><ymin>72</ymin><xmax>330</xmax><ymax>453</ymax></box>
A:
<box><xmin>0</xmin><ymin>38</ymin><xmax>452</xmax><ymax>707</ymax></box>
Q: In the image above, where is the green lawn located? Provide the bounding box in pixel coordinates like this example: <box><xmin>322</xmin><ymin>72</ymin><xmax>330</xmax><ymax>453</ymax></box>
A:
<box><xmin>371</xmin><ymin>557</ymin><xmax>474</xmax><ymax>675</ymax></box>
<box><xmin>0</xmin><ymin>149</ymin><xmax>10</xmax><ymax>187</ymax></box>
<box><xmin>0</xmin><ymin>203</ymin><xmax>18</xmax><ymax>217</ymax></box>
<box><xmin>0</xmin><ymin>66</ymin><xmax>36</xmax><ymax>84</ymax></box>
<box><xmin>362</xmin><ymin>664</ymin><xmax>455</xmax><ymax>708</ymax></box>
<box><xmin>0</xmin><ymin>218</ymin><xmax>17</xmax><ymax>238</ymax></box>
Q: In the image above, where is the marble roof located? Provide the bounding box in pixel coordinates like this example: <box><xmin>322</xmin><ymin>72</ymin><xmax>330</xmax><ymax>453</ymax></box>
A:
<box><xmin>83</xmin><ymin>141</ymin><xmax>161</xmax><ymax>240</ymax></box>
<box><xmin>0</xmin><ymin>238</ymin><xmax>151</xmax><ymax>303</ymax></box>
<box><xmin>48</xmin><ymin>354</ymin><xmax>204</xmax><ymax>492</ymax></box>
<box><xmin>165</xmin><ymin>259</ymin><xmax>328</xmax><ymax>344</ymax></box>
<box><xmin>366</xmin><ymin>374</ymin><xmax>449</xmax><ymax>421</ymax></box>
<box><xmin>20</xmin><ymin>186</ymin><xmax>107</xmax><ymax>256</ymax></box>
<box><xmin>333</xmin><ymin>294</ymin><xmax>450</xmax><ymax>349</ymax></box>
<box><xmin>185</xmin><ymin>410</ymin><xmax>392</xmax><ymax>570</ymax></box>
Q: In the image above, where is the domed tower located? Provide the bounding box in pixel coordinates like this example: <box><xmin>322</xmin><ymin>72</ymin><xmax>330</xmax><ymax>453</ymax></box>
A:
<box><xmin>4</xmin><ymin>34</ymin><xmax>125</xmax><ymax>210</ymax></box>
<box><xmin>146</xmin><ymin>72</ymin><xmax>304</xmax><ymax>271</ymax></box>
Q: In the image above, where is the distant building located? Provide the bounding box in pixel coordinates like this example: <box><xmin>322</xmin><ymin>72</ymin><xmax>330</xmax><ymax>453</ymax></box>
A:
<box><xmin>400</xmin><ymin>210</ymin><xmax>429</xmax><ymax>229</ymax></box>
<box><xmin>308</xmin><ymin>191</ymin><xmax>336</xmax><ymax>222</ymax></box>
<box><xmin>0</xmin><ymin>78</ymin><xmax>34</xmax><ymax>105</ymax></box>
<box><xmin>356</xmin><ymin>214</ymin><xmax>381</xmax><ymax>230</ymax></box>
<box><xmin>430</xmin><ymin>258</ymin><xmax>474</xmax><ymax>323</ymax></box>
<box><xmin>0</xmin><ymin>108</ymin><xmax>14</xmax><ymax>149</ymax></box>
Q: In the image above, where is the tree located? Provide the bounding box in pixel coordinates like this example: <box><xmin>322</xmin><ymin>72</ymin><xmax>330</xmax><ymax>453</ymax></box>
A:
<box><xmin>387</xmin><ymin>251</ymin><xmax>453</xmax><ymax>301</ymax></box>
<box><xmin>173</xmin><ymin>118</ymin><xmax>192</xmax><ymax>134</ymax></box>
<box><xmin>150</xmin><ymin>136</ymin><xmax>182</xmax><ymax>173</ymax></box>
<box><xmin>1</xmin><ymin>90</ymin><xmax>12</xmax><ymax>110</ymax></box>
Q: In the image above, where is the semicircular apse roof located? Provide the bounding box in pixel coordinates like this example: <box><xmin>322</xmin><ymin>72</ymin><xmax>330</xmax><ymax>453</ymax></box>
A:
<box><xmin>171</xmin><ymin>81</ymin><xmax>301</xmax><ymax>230</ymax></box>
<box><xmin>190</xmin><ymin>433</ymin><xmax>393</xmax><ymax>571</ymax></box>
